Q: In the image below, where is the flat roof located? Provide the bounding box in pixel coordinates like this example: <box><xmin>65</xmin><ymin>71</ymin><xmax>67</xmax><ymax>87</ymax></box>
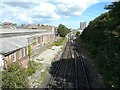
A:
<box><xmin>0</xmin><ymin>28</ymin><xmax>48</xmax><ymax>34</ymax></box>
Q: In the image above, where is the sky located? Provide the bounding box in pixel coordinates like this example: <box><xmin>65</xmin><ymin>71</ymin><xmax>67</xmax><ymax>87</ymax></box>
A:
<box><xmin>0</xmin><ymin>0</ymin><xmax>115</xmax><ymax>29</ymax></box>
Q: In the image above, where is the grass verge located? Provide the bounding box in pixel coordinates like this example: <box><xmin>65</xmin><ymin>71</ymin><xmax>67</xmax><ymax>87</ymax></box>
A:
<box><xmin>50</xmin><ymin>37</ymin><xmax>66</xmax><ymax>47</ymax></box>
<box><xmin>38</xmin><ymin>66</ymin><xmax>49</xmax><ymax>84</ymax></box>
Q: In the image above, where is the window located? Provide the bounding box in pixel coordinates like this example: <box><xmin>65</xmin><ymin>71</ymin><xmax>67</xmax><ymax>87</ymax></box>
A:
<box><xmin>32</xmin><ymin>38</ymin><xmax>36</xmax><ymax>46</ymax></box>
<box><xmin>13</xmin><ymin>53</ymin><xmax>16</xmax><ymax>62</ymax></box>
<box><xmin>11</xmin><ymin>54</ymin><xmax>14</xmax><ymax>61</ymax></box>
<box><xmin>42</xmin><ymin>36</ymin><xmax>43</xmax><ymax>42</ymax></box>
<box><xmin>38</xmin><ymin>37</ymin><xmax>41</xmax><ymax>43</ymax></box>
<box><xmin>19</xmin><ymin>49</ymin><xmax>22</xmax><ymax>59</ymax></box>
<box><xmin>23</xmin><ymin>48</ymin><xmax>26</xmax><ymax>57</ymax></box>
<box><xmin>25</xmin><ymin>48</ymin><xmax>27</xmax><ymax>55</ymax></box>
<box><xmin>9</xmin><ymin>55</ymin><xmax>11</xmax><ymax>61</ymax></box>
<box><xmin>8</xmin><ymin>55</ymin><xmax>12</xmax><ymax>63</ymax></box>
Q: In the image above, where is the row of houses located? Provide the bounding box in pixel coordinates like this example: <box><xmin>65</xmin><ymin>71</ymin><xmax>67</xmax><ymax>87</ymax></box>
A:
<box><xmin>1</xmin><ymin>22</ymin><xmax>55</xmax><ymax>30</ymax></box>
<box><xmin>0</xmin><ymin>27</ymin><xmax>56</xmax><ymax>69</ymax></box>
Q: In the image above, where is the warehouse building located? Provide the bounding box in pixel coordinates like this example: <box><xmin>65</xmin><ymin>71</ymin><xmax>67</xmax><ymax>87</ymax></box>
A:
<box><xmin>0</xmin><ymin>28</ymin><xmax>55</xmax><ymax>68</ymax></box>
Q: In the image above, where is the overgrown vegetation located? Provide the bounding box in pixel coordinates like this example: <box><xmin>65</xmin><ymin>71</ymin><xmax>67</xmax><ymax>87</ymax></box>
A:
<box><xmin>80</xmin><ymin>2</ymin><xmax>120</xmax><ymax>88</ymax></box>
<box><xmin>2</xmin><ymin>63</ymin><xmax>28</xmax><ymax>88</ymax></box>
<box><xmin>57</xmin><ymin>24</ymin><xmax>70</xmax><ymax>37</ymax></box>
<box><xmin>28</xmin><ymin>44</ymin><xmax>31</xmax><ymax>59</ymax></box>
<box><xmin>24</xmin><ymin>61</ymin><xmax>40</xmax><ymax>76</ymax></box>
<box><xmin>39</xmin><ymin>67</ymin><xmax>49</xmax><ymax>82</ymax></box>
<box><xmin>2</xmin><ymin>61</ymin><xmax>41</xmax><ymax>88</ymax></box>
<box><xmin>76</xmin><ymin>31</ymin><xmax>80</xmax><ymax>37</ymax></box>
<box><xmin>50</xmin><ymin>37</ymin><xmax>66</xmax><ymax>46</ymax></box>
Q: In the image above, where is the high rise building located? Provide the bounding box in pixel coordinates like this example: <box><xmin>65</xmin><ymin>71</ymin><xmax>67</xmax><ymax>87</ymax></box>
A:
<box><xmin>80</xmin><ymin>22</ymin><xmax>87</xmax><ymax>30</ymax></box>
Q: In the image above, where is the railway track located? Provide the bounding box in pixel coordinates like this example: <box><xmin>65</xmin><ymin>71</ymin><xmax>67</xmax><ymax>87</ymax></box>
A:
<box><xmin>46</xmin><ymin>39</ymin><xmax>71</xmax><ymax>89</ymax></box>
<box><xmin>62</xmin><ymin>38</ymin><xmax>75</xmax><ymax>89</ymax></box>
<box><xmin>46</xmin><ymin>36</ymin><xmax>91</xmax><ymax>89</ymax></box>
<box><xmin>74</xmin><ymin>47</ymin><xmax>91</xmax><ymax>90</ymax></box>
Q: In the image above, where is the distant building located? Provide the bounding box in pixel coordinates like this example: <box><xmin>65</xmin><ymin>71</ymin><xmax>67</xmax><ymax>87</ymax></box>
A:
<box><xmin>26</xmin><ymin>24</ymin><xmax>53</xmax><ymax>30</ymax></box>
<box><xmin>27</xmin><ymin>24</ymin><xmax>38</xmax><ymax>29</ymax></box>
<box><xmin>80</xmin><ymin>22</ymin><xmax>87</xmax><ymax>30</ymax></box>
<box><xmin>38</xmin><ymin>25</ymin><xmax>52</xmax><ymax>30</ymax></box>
<box><xmin>2</xmin><ymin>22</ymin><xmax>16</xmax><ymax>29</ymax></box>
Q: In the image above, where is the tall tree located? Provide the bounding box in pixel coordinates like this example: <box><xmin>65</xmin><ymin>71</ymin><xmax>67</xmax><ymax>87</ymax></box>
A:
<box><xmin>80</xmin><ymin>1</ymin><xmax>120</xmax><ymax>88</ymax></box>
<box><xmin>57</xmin><ymin>24</ymin><xmax>70</xmax><ymax>37</ymax></box>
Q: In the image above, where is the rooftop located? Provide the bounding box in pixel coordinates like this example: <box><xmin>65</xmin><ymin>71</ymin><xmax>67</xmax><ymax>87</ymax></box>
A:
<box><xmin>0</xmin><ymin>28</ymin><xmax>54</xmax><ymax>55</ymax></box>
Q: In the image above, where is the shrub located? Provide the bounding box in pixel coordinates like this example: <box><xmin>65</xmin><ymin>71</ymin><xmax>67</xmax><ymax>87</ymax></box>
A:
<box><xmin>2</xmin><ymin>63</ymin><xmax>28</xmax><ymax>88</ymax></box>
<box><xmin>24</xmin><ymin>61</ymin><xmax>39</xmax><ymax>76</ymax></box>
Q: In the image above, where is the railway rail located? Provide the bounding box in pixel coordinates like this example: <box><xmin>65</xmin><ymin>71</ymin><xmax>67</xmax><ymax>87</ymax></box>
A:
<box><xmin>46</xmin><ymin>36</ymin><xmax>91</xmax><ymax>89</ymax></box>
<box><xmin>74</xmin><ymin>47</ymin><xmax>91</xmax><ymax>90</ymax></box>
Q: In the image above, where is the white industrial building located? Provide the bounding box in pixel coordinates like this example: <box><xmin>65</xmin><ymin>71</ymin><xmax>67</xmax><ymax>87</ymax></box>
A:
<box><xmin>0</xmin><ymin>28</ymin><xmax>55</xmax><ymax>68</ymax></box>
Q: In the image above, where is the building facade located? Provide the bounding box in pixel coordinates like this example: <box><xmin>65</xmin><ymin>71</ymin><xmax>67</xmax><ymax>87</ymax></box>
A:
<box><xmin>0</xmin><ymin>28</ymin><xmax>55</xmax><ymax>68</ymax></box>
<box><xmin>2</xmin><ymin>22</ymin><xmax>16</xmax><ymax>29</ymax></box>
<box><xmin>80</xmin><ymin>22</ymin><xmax>87</xmax><ymax>30</ymax></box>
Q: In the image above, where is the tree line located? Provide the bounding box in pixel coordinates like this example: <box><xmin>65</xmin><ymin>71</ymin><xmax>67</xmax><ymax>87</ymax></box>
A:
<box><xmin>80</xmin><ymin>2</ymin><xmax>120</xmax><ymax>88</ymax></box>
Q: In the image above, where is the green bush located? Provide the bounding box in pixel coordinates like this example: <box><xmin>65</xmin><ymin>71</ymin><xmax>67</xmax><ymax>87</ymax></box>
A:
<box><xmin>2</xmin><ymin>63</ymin><xmax>28</xmax><ymax>88</ymax></box>
<box><xmin>24</xmin><ymin>61</ymin><xmax>39</xmax><ymax>76</ymax></box>
<box><xmin>28</xmin><ymin>45</ymin><xmax>31</xmax><ymax>59</ymax></box>
<box><xmin>76</xmin><ymin>31</ymin><xmax>80</xmax><ymax>37</ymax></box>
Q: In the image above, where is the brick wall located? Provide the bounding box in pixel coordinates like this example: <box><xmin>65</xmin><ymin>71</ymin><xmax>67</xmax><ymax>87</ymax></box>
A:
<box><xmin>4</xmin><ymin>34</ymin><xmax>55</xmax><ymax>68</ymax></box>
<box><xmin>4</xmin><ymin>47</ymin><xmax>29</xmax><ymax>68</ymax></box>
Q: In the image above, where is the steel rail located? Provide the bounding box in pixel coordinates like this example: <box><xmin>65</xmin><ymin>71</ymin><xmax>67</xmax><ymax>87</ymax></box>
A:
<box><xmin>46</xmin><ymin>38</ymin><xmax>71</xmax><ymax>89</ymax></box>
<box><xmin>61</xmin><ymin>38</ymin><xmax>72</xmax><ymax>88</ymax></box>
<box><xmin>46</xmin><ymin>41</ymin><xmax>68</xmax><ymax>89</ymax></box>
<box><xmin>76</xmin><ymin>50</ymin><xmax>91</xmax><ymax>90</ymax></box>
<box><xmin>73</xmin><ymin>47</ymin><xmax>79</xmax><ymax>90</ymax></box>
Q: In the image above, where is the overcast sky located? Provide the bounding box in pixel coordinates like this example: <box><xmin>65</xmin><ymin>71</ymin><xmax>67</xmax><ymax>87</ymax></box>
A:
<box><xmin>0</xmin><ymin>0</ymin><xmax>114</xmax><ymax>29</ymax></box>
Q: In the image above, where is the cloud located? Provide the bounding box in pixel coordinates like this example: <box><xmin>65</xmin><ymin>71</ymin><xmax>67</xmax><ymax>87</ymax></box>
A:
<box><xmin>0</xmin><ymin>2</ymin><xmax>32</xmax><ymax>23</ymax></box>
<box><xmin>0</xmin><ymin>0</ymin><xmax>48</xmax><ymax>2</ymax></box>
<box><xmin>56</xmin><ymin>0</ymin><xmax>98</xmax><ymax>16</ymax></box>
<box><xmin>98</xmin><ymin>0</ymin><xmax>115</xmax><ymax>2</ymax></box>
<box><xmin>0</xmin><ymin>1</ymin><xmax>60</xmax><ymax>24</ymax></box>
<box><xmin>3</xmin><ymin>2</ymin><xmax>36</xmax><ymax>8</ymax></box>
<box><xmin>0</xmin><ymin>0</ymin><xmax>114</xmax><ymax>25</ymax></box>
<box><xmin>32</xmin><ymin>2</ymin><xmax>60</xmax><ymax>19</ymax></box>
